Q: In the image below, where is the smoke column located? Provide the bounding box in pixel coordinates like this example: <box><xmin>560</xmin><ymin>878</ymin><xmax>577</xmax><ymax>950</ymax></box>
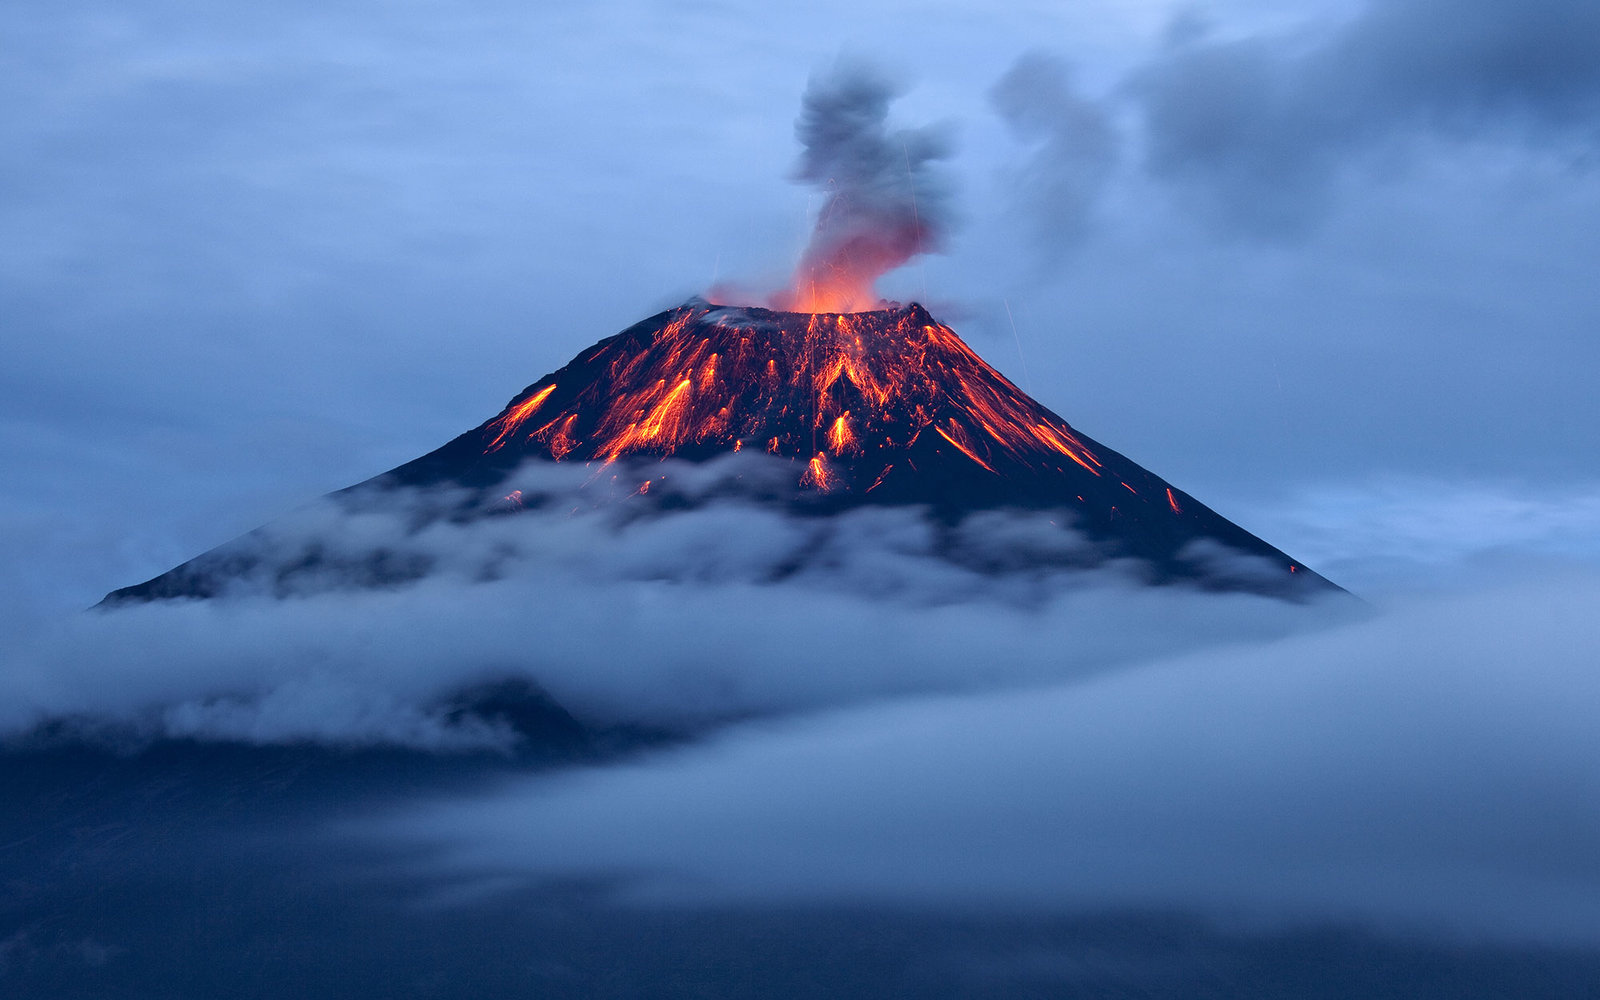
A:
<box><xmin>772</xmin><ymin>63</ymin><xmax>950</xmax><ymax>313</ymax></box>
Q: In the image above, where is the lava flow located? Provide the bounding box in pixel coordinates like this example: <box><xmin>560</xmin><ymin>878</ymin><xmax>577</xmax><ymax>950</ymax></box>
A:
<box><xmin>367</xmin><ymin>297</ymin><xmax>1327</xmax><ymax>589</ymax></box>
<box><xmin>460</xmin><ymin>300</ymin><xmax>1109</xmax><ymax>496</ymax></box>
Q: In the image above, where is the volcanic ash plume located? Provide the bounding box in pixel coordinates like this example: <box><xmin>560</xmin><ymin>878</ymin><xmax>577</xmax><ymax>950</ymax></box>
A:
<box><xmin>772</xmin><ymin>64</ymin><xmax>950</xmax><ymax>313</ymax></box>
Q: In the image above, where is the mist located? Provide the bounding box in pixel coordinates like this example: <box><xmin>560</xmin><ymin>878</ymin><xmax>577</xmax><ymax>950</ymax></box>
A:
<box><xmin>377</xmin><ymin>570</ymin><xmax>1600</xmax><ymax>943</ymax></box>
<box><xmin>2</xmin><ymin>468</ymin><xmax>1348</xmax><ymax>748</ymax></box>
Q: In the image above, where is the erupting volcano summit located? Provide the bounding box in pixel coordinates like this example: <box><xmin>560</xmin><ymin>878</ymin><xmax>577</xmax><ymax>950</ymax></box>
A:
<box><xmin>105</xmin><ymin>299</ymin><xmax>1337</xmax><ymax>604</ymax></box>
<box><xmin>395</xmin><ymin>300</ymin><xmax>1116</xmax><ymax>494</ymax></box>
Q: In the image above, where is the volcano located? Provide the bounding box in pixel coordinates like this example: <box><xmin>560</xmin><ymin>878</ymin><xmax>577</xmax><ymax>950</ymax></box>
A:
<box><xmin>103</xmin><ymin>300</ymin><xmax>1336</xmax><ymax>604</ymax></box>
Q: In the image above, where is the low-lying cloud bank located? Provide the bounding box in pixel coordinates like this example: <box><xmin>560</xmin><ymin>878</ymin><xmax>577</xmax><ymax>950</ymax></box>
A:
<box><xmin>378</xmin><ymin>572</ymin><xmax>1600</xmax><ymax>943</ymax></box>
<box><xmin>1</xmin><ymin>472</ymin><xmax>1345</xmax><ymax>748</ymax></box>
<box><xmin>7</xmin><ymin>459</ymin><xmax>1596</xmax><ymax>946</ymax></box>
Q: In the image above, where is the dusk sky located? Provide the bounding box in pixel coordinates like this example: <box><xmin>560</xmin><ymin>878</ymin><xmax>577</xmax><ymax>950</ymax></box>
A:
<box><xmin>4</xmin><ymin>1</ymin><xmax>1600</xmax><ymax>994</ymax></box>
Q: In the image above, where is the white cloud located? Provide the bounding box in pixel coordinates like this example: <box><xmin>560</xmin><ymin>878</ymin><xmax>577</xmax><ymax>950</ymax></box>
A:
<box><xmin>0</xmin><ymin>483</ymin><xmax>1346</xmax><ymax>748</ymax></box>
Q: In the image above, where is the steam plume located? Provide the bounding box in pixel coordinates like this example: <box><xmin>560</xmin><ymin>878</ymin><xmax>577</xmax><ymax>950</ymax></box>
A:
<box><xmin>773</xmin><ymin>62</ymin><xmax>950</xmax><ymax>313</ymax></box>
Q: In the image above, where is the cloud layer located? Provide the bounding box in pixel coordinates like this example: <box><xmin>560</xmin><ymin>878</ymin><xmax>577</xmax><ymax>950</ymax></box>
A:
<box><xmin>380</xmin><ymin>571</ymin><xmax>1600</xmax><ymax>942</ymax></box>
<box><xmin>1</xmin><ymin>467</ymin><xmax>1346</xmax><ymax>749</ymax></box>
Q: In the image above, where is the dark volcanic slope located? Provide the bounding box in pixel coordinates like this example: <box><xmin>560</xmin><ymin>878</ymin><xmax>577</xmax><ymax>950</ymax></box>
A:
<box><xmin>106</xmin><ymin>300</ymin><xmax>1336</xmax><ymax>603</ymax></box>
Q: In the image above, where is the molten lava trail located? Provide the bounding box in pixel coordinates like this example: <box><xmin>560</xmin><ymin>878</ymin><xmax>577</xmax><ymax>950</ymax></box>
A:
<box><xmin>474</xmin><ymin>301</ymin><xmax>1108</xmax><ymax>493</ymax></box>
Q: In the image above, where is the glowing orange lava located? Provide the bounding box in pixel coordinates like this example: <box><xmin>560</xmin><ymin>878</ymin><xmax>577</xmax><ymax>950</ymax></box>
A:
<box><xmin>485</xmin><ymin>383</ymin><xmax>556</xmax><ymax>451</ymax></box>
<box><xmin>477</xmin><ymin>301</ymin><xmax>1132</xmax><ymax>498</ymax></box>
<box><xmin>801</xmin><ymin>452</ymin><xmax>833</xmax><ymax>492</ymax></box>
<box><xmin>774</xmin><ymin>268</ymin><xmax>883</xmax><ymax>314</ymax></box>
<box><xmin>827</xmin><ymin>413</ymin><xmax>858</xmax><ymax>455</ymax></box>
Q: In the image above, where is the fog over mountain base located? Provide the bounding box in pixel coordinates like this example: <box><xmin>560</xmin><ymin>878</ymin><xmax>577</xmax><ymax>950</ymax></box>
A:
<box><xmin>4</xmin><ymin>472</ymin><xmax>1600</xmax><ymax>996</ymax></box>
<box><xmin>9</xmin><ymin>460</ymin><xmax>1346</xmax><ymax>747</ymax></box>
<box><xmin>381</xmin><ymin>573</ymin><xmax>1600</xmax><ymax>943</ymax></box>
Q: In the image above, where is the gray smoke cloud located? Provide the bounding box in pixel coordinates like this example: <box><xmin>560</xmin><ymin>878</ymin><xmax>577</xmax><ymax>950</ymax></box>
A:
<box><xmin>773</xmin><ymin>61</ymin><xmax>951</xmax><ymax>311</ymax></box>
<box><xmin>986</xmin><ymin>1</ymin><xmax>1600</xmax><ymax>240</ymax></box>
<box><xmin>989</xmin><ymin>53</ymin><xmax>1119</xmax><ymax>265</ymax></box>
<box><xmin>1128</xmin><ymin>0</ymin><xmax>1600</xmax><ymax>234</ymax></box>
